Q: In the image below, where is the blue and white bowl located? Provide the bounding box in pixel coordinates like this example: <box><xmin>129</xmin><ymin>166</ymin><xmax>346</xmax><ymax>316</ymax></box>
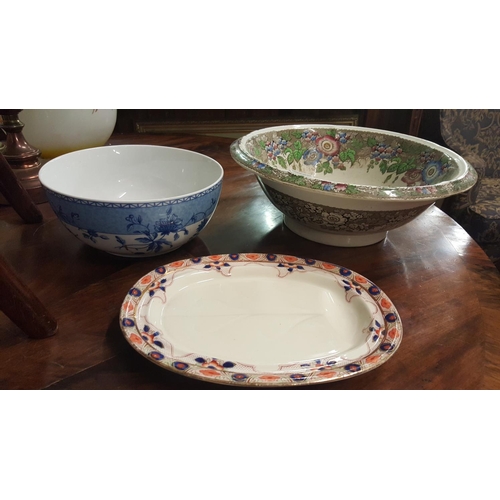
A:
<box><xmin>39</xmin><ymin>144</ymin><xmax>224</xmax><ymax>257</ymax></box>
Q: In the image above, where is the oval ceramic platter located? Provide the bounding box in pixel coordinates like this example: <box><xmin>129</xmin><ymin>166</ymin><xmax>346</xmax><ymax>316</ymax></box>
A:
<box><xmin>120</xmin><ymin>253</ymin><xmax>402</xmax><ymax>387</ymax></box>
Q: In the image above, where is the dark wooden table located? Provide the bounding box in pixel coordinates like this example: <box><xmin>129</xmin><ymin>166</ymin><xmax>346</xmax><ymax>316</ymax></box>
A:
<box><xmin>1</xmin><ymin>133</ymin><xmax>500</xmax><ymax>390</ymax></box>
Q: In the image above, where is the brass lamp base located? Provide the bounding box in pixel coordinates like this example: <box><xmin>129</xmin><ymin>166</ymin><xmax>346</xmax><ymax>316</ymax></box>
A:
<box><xmin>0</xmin><ymin>109</ymin><xmax>46</xmax><ymax>205</ymax></box>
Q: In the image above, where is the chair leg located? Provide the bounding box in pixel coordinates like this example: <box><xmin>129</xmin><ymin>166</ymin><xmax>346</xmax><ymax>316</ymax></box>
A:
<box><xmin>0</xmin><ymin>254</ymin><xmax>58</xmax><ymax>339</ymax></box>
<box><xmin>0</xmin><ymin>152</ymin><xmax>42</xmax><ymax>223</ymax></box>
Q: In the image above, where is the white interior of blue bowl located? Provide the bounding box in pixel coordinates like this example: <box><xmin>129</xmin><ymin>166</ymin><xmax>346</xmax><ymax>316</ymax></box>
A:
<box><xmin>39</xmin><ymin>144</ymin><xmax>224</xmax><ymax>203</ymax></box>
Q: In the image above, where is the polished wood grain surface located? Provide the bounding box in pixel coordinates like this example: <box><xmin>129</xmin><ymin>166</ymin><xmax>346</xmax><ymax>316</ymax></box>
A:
<box><xmin>1</xmin><ymin>133</ymin><xmax>499</xmax><ymax>390</ymax></box>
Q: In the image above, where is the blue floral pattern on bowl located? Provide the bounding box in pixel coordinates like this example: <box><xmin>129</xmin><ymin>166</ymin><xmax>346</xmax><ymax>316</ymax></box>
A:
<box><xmin>46</xmin><ymin>180</ymin><xmax>222</xmax><ymax>257</ymax></box>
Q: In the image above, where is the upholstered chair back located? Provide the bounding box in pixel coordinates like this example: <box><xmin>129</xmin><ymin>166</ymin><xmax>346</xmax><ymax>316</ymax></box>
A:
<box><xmin>440</xmin><ymin>109</ymin><xmax>500</xmax><ymax>179</ymax></box>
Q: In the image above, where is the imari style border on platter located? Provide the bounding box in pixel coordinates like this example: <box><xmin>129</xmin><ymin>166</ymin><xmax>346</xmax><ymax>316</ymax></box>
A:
<box><xmin>119</xmin><ymin>253</ymin><xmax>403</xmax><ymax>387</ymax></box>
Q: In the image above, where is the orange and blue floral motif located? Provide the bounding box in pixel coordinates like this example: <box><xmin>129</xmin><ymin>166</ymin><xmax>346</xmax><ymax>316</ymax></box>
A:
<box><xmin>148</xmin><ymin>278</ymin><xmax>167</xmax><ymax>297</ymax></box>
<box><xmin>149</xmin><ymin>351</ymin><xmax>164</xmax><ymax>361</ymax></box>
<box><xmin>244</xmin><ymin>254</ymin><xmax>260</xmax><ymax>260</ymax></box>
<box><xmin>170</xmin><ymin>260</ymin><xmax>185</xmax><ymax>269</ymax></box>
<box><xmin>380</xmin><ymin>298</ymin><xmax>393</xmax><ymax>309</ymax></box>
<box><xmin>122</xmin><ymin>301</ymin><xmax>134</xmax><ymax>314</ymax></box>
<box><xmin>380</xmin><ymin>343</ymin><xmax>394</xmax><ymax>352</ymax></box>
<box><xmin>366</xmin><ymin>354</ymin><xmax>381</xmax><ymax>364</ymax></box>
<box><xmin>369</xmin><ymin>320</ymin><xmax>385</xmax><ymax>342</ymax></box>
<box><xmin>140</xmin><ymin>275</ymin><xmax>152</xmax><ymax>285</ymax></box>
<box><xmin>300</xmin><ymin>359</ymin><xmax>337</xmax><ymax>371</ymax></box>
<box><xmin>121</xmin><ymin>253</ymin><xmax>403</xmax><ymax>387</ymax></box>
<box><xmin>387</xmin><ymin>328</ymin><xmax>399</xmax><ymax>340</ymax></box>
<box><xmin>194</xmin><ymin>357</ymin><xmax>236</xmax><ymax>370</ymax></box>
<box><xmin>385</xmin><ymin>312</ymin><xmax>398</xmax><ymax>323</ymax></box>
<box><xmin>141</xmin><ymin>325</ymin><xmax>164</xmax><ymax>348</ymax></box>
<box><xmin>321</xmin><ymin>262</ymin><xmax>336</xmax><ymax>270</ymax></box>
<box><xmin>354</xmin><ymin>275</ymin><xmax>368</xmax><ymax>284</ymax></box>
<box><xmin>203</xmin><ymin>261</ymin><xmax>231</xmax><ymax>271</ymax></box>
<box><xmin>129</xmin><ymin>333</ymin><xmax>142</xmax><ymax>345</ymax></box>
<box><xmin>342</xmin><ymin>279</ymin><xmax>362</xmax><ymax>295</ymax></box>
<box><xmin>344</xmin><ymin>363</ymin><xmax>361</xmax><ymax>372</ymax></box>
<box><xmin>259</xmin><ymin>375</ymin><xmax>280</xmax><ymax>382</ymax></box>
<box><xmin>199</xmin><ymin>369</ymin><xmax>222</xmax><ymax>377</ymax></box>
<box><xmin>173</xmin><ymin>361</ymin><xmax>189</xmax><ymax>371</ymax></box>
<box><xmin>277</xmin><ymin>262</ymin><xmax>305</xmax><ymax>273</ymax></box>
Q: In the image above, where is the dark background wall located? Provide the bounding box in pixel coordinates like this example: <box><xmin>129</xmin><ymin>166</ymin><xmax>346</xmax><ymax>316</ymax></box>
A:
<box><xmin>1</xmin><ymin>109</ymin><xmax>445</xmax><ymax>145</ymax></box>
<box><xmin>112</xmin><ymin>109</ymin><xmax>445</xmax><ymax>145</ymax></box>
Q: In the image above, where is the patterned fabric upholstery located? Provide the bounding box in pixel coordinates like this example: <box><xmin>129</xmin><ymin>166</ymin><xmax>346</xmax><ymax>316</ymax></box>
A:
<box><xmin>439</xmin><ymin>110</ymin><xmax>500</xmax><ymax>269</ymax></box>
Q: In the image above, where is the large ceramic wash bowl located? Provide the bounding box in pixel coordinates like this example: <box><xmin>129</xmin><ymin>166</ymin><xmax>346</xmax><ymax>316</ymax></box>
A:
<box><xmin>39</xmin><ymin>144</ymin><xmax>223</xmax><ymax>257</ymax></box>
<box><xmin>230</xmin><ymin>124</ymin><xmax>477</xmax><ymax>247</ymax></box>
